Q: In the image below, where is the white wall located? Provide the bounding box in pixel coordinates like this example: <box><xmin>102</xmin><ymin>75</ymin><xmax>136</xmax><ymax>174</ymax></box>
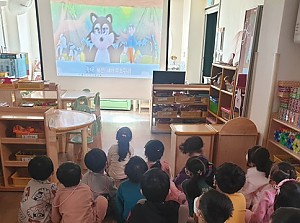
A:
<box><xmin>185</xmin><ymin>0</ymin><xmax>206</xmax><ymax>83</ymax></box>
<box><xmin>169</xmin><ymin>0</ymin><xmax>184</xmax><ymax>61</ymax></box>
<box><xmin>181</xmin><ymin>0</ymin><xmax>191</xmax><ymax>66</ymax></box>
<box><xmin>248</xmin><ymin>0</ymin><xmax>300</xmax><ymax>144</ymax></box>
<box><xmin>218</xmin><ymin>0</ymin><xmax>264</xmax><ymax>62</ymax></box>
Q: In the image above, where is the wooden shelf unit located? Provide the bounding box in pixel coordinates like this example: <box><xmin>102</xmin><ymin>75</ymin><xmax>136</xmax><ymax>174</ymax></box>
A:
<box><xmin>207</xmin><ymin>63</ymin><xmax>237</xmax><ymax>124</ymax></box>
<box><xmin>151</xmin><ymin>84</ymin><xmax>209</xmax><ymax>133</ymax></box>
<box><xmin>267</xmin><ymin>113</ymin><xmax>300</xmax><ymax>163</ymax></box>
<box><xmin>0</xmin><ymin>107</ymin><xmax>57</xmax><ymax>191</ymax></box>
<box><xmin>0</xmin><ymin>83</ymin><xmax>62</xmax><ymax>108</ymax></box>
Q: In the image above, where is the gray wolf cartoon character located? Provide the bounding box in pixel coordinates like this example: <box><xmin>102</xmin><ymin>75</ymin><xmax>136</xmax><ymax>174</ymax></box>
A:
<box><xmin>84</xmin><ymin>13</ymin><xmax>118</xmax><ymax>63</ymax></box>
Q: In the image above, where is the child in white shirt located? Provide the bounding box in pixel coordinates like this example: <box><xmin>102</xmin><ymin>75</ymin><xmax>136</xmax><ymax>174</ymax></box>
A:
<box><xmin>240</xmin><ymin>146</ymin><xmax>272</xmax><ymax>208</ymax></box>
<box><xmin>18</xmin><ymin>156</ymin><xmax>57</xmax><ymax>223</ymax></box>
<box><xmin>107</xmin><ymin>127</ymin><xmax>134</xmax><ymax>184</ymax></box>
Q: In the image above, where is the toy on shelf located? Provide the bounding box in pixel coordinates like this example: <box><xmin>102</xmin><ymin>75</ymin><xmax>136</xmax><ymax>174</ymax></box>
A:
<box><xmin>274</xmin><ymin>128</ymin><xmax>300</xmax><ymax>153</ymax></box>
<box><xmin>13</xmin><ymin>125</ymin><xmax>45</xmax><ymax>139</ymax></box>
<box><xmin>277</xmin><ymin>81</ymin><xmax>300</xmax><ymax>128</ymax></box>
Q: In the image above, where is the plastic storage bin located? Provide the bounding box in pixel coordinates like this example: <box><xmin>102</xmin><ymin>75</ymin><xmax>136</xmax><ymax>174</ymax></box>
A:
<box><xmin>11</xmin><ymin>168</ymin><xmax>30</xmax><ymax>187</ymax></box>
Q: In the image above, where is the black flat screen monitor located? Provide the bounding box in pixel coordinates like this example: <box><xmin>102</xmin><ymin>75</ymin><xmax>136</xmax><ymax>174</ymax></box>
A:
<box><xmin>152</xmin><ymin>71</ymin><xmax>186</xmax><ymax>84</ymax></box>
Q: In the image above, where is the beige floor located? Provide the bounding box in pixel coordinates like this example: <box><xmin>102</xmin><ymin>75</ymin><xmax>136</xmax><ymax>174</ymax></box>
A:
<box><xmin>0</xmin><ymin>109</ymin><xmax>171</xmax><ymax>223</ymax></box>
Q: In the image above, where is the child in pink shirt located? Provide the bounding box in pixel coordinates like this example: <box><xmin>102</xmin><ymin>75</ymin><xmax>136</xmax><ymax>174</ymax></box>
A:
<box><xmin>240</xmin><ymin>146</ymin><xmax>272</xmax><ymax>208</ymax></box>
<box><xmin>246</xmin><ymin>162</ymin><xmax>297</xmax><ymax>223</ymax></box>
<box><xmin>52</xmin><ymin>162</ymin><xmax>108</xmax><ymax>223</ymax></box>
<box><xmin>144</xmin><ymin>140</ymin><xmax>186</xmax><ymax>204</ymax></box>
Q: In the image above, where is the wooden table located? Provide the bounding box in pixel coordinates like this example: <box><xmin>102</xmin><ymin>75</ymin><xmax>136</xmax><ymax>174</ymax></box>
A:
<box><xmin>170</xmin><ymin>124</ymin><xmax>217</xmax><ymax>176</ymax></box>
<box><xmin>61</xmin><ymin>90</ymin><xmax>95</xmax><ymax>109</ymax></box>
<box><xmin>48</xmin><ymin>109</ymin><xmax>96</xmax><ymax>163</ymax></box>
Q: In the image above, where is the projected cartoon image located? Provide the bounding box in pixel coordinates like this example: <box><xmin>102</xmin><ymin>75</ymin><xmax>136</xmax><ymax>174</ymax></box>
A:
<box><xmin>50</xmin><ymin>0</ymin><xmax>163</xmax><ymax>78</ymax></box>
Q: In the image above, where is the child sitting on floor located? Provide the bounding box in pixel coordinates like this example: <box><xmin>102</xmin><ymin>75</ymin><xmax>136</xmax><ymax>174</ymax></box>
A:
<box><xmin>127</xmin><ymin>168</ymin><xmax>189</xmax><ymax>223</ymax></box>
<box><xmin>116</xmin><ymin>156</ymin><xmax>148</xmax><ymax>223</ymax></box>
<box><xmin>240</xmin><ymin>146</ymin><xmax>272</xmax><ymax>208</ymax></box>
<box><xmin>52</xmin><ymin>162</ymin><xmax>108</xmax><ymax>223</ymax></box>
<box><xmin>173</xmin><ymin>136</ymin><xmax>215</xmax><ymax>190</ymax></box>
<box><xmin>246</xmin><ymin>162</ymin><xmax>297</xmax><ymax>223</ymax></box>
<box><xmin>82</xmin><ymin>148</ymin><xmax>117</xmax><ymax>200</ymax></box>
<box><xmin>271</xmin><ymin>207</ymin><xmax>300</xmax><ymax>223</ymax></box>
<box><xmin>194</xmin><ymin>189</ymin><xmax>233</xmax><ymax>223</ymax></box>
<box><xmin>144</xmin><ymin>139</ymin><xmax>186</xmax><ymax>204</ymax></box>
<box><xmin>274</xmin><ymin>180</ymin><xmax>300</xmax><ymax>210</ymax></box>
<box><xmin>182</xmin><ymin>156</ymin><xmax>212</xmax><ymax>216</ymax></box>
<box><xmin>18</xmin><ymin>156</ymin><xmax>57</xmax><ymax>223</ymax></box>
<box><xmin>107</xmin><ymin>127</ymin><xmax>134</xmax><ymax>185</ymax></box>
<box><xmin>215</xmin><ymin>162</ymin><xmax>246</xmax><ymax>223</ymax></box>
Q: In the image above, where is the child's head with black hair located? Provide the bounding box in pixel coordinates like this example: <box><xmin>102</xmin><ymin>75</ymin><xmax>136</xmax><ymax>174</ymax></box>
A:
<box><xmin>274</xmin><ymin>180</ymin><xmax>300</xmax><ymax>210</ymax></box>
<box><xmin>252</xmin><ymin>147</ymin><xmax>273</xmax><ymax>177</ymax></box>
<box><xmin>144</xmin><ymin>140</ymin><xmax>164</xmax><ymax>162</ymax></box>
<box><xmin>84</xmin><ymin>148</ymin><xmax>107</xmax><ymax>173</ymax></box>
<box><xmin>179</xmin><ymin>136</ymin><xmax>204</xmax><ymax>156</ymax></box>
<box><xmin>246</xmin><ymin>145</ymin><xmax>261</xmax><ymax>167</ymax></box>
<box><xmin>56</xmin><ymin>162</ymin><xmax>81</xmax><ymax>187</ymax></box>
<box><xmin>271</xmin><ymin>207</ymin><xmax>300</xmax><ymax>223</ymax></box>
<box><xmin>196</xmin><ymin>189</ymin><xmax>233</xmax><ymax>223</ymax></box>
<box><xmin>144</xmin><ymin>139</ymin><xmax>165</xmax><ymax>169</ymax></box>
<box><xmin>28</xmin><ymin>155</ymin><xmax>54</xmax><ymax>181</ymax></box>
<box><xmin>125</xmin><ymin>156</ymin><xmax>148</xmax><ymax>183</ymax></box>
<box><xmin>141</xmin><ymin>168</ymin><xmax>170</xmax><ymax>202</ymax></box>
<box><xmin>269</xmin><ymin>162</ymin><xmax>297</xmax><ymax>185</ymax></box>
<box><xmin>184</xmin><ymin>156</ymin><xmax>210</xmax><ymax>199</ymax></box>
<box><xmin>116</xmin><ymin>127</ymin><xmax>132</xmax><ymax>162</ymax></box>
<box><xmin>215</xmin><ymin>162</ymin><xmax>246</xmax><ymax>194</ymax></box>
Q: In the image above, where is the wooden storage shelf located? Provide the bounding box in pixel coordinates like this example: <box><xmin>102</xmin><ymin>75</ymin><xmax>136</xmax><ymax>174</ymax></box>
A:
<box><xmin>268</xmin><ymin>140</ymin><xmax>300</xmax><ymax>161</ymax></box>
<box><xmin>267</xmin><ymin>113</ymin><xmax>300</xmax><ymax>165</ymax></box>
<box><xmin>221</xmin><ymin>89</ymin><xmax>233</xmax><ymax>96</ymax></box>
<box><xmin>0</xmin><ymin>83</ymin><xmax>62</xmax><ymax>108</ymax></box>
<box><xmin>0</xmin><ymin>107</ymin><xmax>57</xmax><ymax>191</ymax></box>
<box><xmin>151</xmin><ymin>84</ymin><xmax>209</xmax><ymax>133</ymax></box>
<box><xmin>4</xmin><ymin>161</ymin><xmax>29</xmax><ymax>167</ymax></box>
<box><xmin>211</xmin><ymin>85</ymin><xmax>221</xmax><ymax>91</ymax></box>
<box><xmin>1</xmin><ymin>138</ymin><xmax>46</xmax><ymax>144</ymax></box>
<box><xmin>272</xmin><ymin>117</ymin><xmax>300</xmax><ymax>132</ymax></box>
<box><xmin>208</xmin><ymin>64</ymin><xmax>237</xmax><ymax>124</ymax></box>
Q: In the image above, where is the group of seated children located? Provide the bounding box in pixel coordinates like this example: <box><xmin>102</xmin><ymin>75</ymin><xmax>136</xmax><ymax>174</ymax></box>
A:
<box><xmin>18</xmin><ymin>126</ymin><xmax>300</xmax><ymax>223</ymax></box>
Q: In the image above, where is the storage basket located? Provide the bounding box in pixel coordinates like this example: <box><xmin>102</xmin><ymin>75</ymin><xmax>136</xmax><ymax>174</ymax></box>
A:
<box><xmin>157</xmin><ymin>111</ymin><xmax>177</xmax><ymax>118</ymax></box>
<box><xmin>153</xmin><ymin>96</ymin><xmax>175</xmax><ymax>104</ymax></box>
<box><xmin>15</xmin><ymin>150</ymin><xmax>46</xmax><ymax>162</ymax></box>
<box><xmin>180</xmin><ymin>111</ymin><xmax>202</xmax><ymax>118</ymax></box>
<box><xmin>17</xmin><ymin>81</ymin><xmax>44</xmax><ymax>90</ymax></box>
<box><xmin>175</xmin><ymin>95</ymin><xmax>195</xmax><ymax>103</ymax></box>
<box><xmin>0</xmin><ymin>83</ymin><xmax>17</xmax><ymax>89</ymax></box>
<box><xmin>11</xmin><ymin>169</ymin><xmax>31</xmax><ymax>187</ymax></box>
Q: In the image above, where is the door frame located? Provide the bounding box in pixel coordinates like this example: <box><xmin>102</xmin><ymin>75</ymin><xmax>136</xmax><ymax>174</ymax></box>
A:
<box><xmin>200</xmin><ymin>4</ymin><xmax>220</xmax><ymax>83</ymax></box>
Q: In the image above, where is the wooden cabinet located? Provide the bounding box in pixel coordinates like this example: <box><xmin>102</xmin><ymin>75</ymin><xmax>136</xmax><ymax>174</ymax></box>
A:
<box><xmin>151</xmin><ymin>84</ymin><xmax>209</xmax><ymax>133</ymax></box>
<box><xmin>0</xmin><ymin>83</ymin><xmax>62</xmax><ymax>108</ymax></box>
<box><xmin>210</xmin><ymin>118</ymin><xmax>258</xmax><ymax>170</ymax></box>
<box><xmin>0</xmin><ymin>107</ymin><xmax>57</xmax><ymax>191</ymax></box>
<box><xmin>170</xmin><ymin>124</ymin><xmax>216</xmax><ymax>176</ymax></box>
<box><xmin>207</xmin><ymin>63</ymin><xmax>237</xmax><ymax>124</ymax></box>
